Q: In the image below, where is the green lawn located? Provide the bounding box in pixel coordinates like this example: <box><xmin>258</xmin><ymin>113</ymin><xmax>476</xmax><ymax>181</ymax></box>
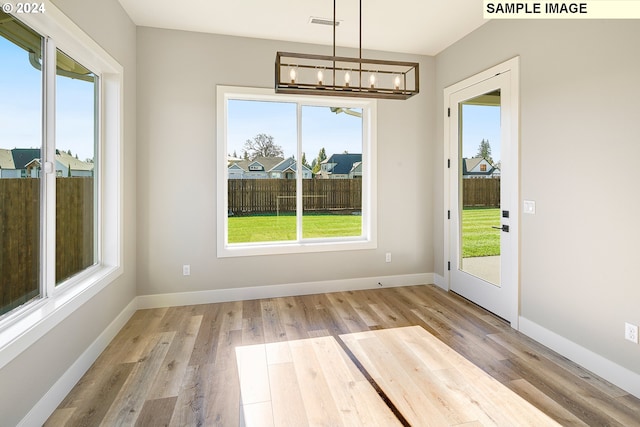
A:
<box><xmin>462</xmin><ymin>208</ymin><xmax>501</xmax><ymax>258</ymax></box>
<box><xmin>228</xmin><ymin>214</ymin><xmax>362</xmax><ymax>243</ymax></box>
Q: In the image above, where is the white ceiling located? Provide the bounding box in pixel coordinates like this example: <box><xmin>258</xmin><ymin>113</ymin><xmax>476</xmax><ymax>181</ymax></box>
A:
<box><xmin>117</xmin><ymin>0</ymin><xmax>487</xmax><ymax>56</ymax></box>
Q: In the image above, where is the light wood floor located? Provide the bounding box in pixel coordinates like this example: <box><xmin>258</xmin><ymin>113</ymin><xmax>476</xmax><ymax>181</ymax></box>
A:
<box><xmin>47</xmin><ymin>285</ymin><xmax>640</xmax><ymax>426</ymax></box>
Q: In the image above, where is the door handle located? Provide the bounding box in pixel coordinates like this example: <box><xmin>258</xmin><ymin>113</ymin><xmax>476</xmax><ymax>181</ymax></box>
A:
<box><xmin>492</xmin><ymin>225</ymin><xmax>510</xmax><ymax>232</ymax></box>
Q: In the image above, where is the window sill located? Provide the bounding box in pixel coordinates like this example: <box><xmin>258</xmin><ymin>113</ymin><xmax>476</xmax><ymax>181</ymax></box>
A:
<box><xmin>218</xmin><ymin>238</ymin><xmax>377</xmax><ymax>258</ymax></box>
<box><xmin>0</xmin><ymin>264</ymin><xmax>122</xmax><ymax>371</ymax></box>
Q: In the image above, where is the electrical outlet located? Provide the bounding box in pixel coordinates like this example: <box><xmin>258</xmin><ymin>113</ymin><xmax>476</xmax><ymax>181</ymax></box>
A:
<box><xmin>625</xmin><ymin>322</ymin><xmax>638</xmax><ymax>344</ymax></box>
<box><xmin>183</xmin><ymin>264</ymin><xmax>191</xmax><ymax>276</ymax></box>
<box><xmin>385</xmin><ymin>252</ymin><xmax>392</xmax><ymax>263</ymax></box>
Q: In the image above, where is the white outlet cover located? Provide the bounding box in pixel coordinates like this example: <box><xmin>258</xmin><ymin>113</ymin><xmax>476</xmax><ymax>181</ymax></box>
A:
<box><xmin>625</xmin><ymin>323</ymin><xmax>638</xmax><ymax>343</ymax></box>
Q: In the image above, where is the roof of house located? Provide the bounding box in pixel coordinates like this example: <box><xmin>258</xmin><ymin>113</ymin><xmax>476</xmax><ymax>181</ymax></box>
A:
<box><xmin>271</xmin><ymin>157</ymin><xmax>311</xmax><ymax>173</ymax></box>
<box><xmin>55</xmin><ymin>150</ymin><xmax>94</xmax><ymax>171</ymax></box>
<box><xmin>7</xmin><ymin>148</ymin><xmax>94</xmax><ymax>172</ymax></box>
<box><xmin>230</xmin><ymin>156</ymin><xmax>284</xmax><ymax>172</ymax></box>
<box><xmin>0</xmin><ymin>148</ymin><xmax>15</xmax><ymax>169</ymax></box>
<box><xmin>462</xmin><ymin>157</ymin><xmax>496</xmax><ymax>176</ymax></box>
<box><xmin>11</xmin><ymin>148</ymin><xmax>41</xmax><ymax>169</ymax></box>
<box><xmin>323</xmin><ymin>153</ymin><xmax>362</xmax><ymax>175</ymax></box>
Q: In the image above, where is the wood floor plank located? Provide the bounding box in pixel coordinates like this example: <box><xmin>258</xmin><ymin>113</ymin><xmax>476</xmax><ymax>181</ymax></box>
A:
<box><xmin>268</xmin><ymin>359</ymin><xmax>308</xmax><ymax>426</ymax></box>
<box><xmin>48</xmin><ymin>285</ymin><xmax>640</xmax><ymax>426</ymax></box>
<box><xmin>235</xmin><ymin>344</ymin><xmax>271</xmax><ymax>405</ymax></box>
<box><xmin>167</xmin><ymin>363</ymin><xmax>209</xmax><ymax>427</ymax></box>
<box><xmin>241</xmin><ymin>299</ymin><xmax>265</xmax><ymax>345</ymax></box>
<box><xmin>100</xmin><ymin>331</ymin><xmax>175</xmax><ymax>426</ymax></box>
<box><xmin>134</xmin><ymin>396</ymin><xmax>177</xmax><ymax>427</ymax></box>
<box><xmin>260</xmin><ymin>299</ymin><xmax>287</xmax><ymax>343</ymax></box>
<box><xmin>53</xmin><ymin>362</ymin><xmax>135</xmax><ymax>427</ymax></box>
<box><xmin>148</xmin><ymin>314</ymin><xmax>203</xmax><ymax>399</ymax></box>
<box><xmin>507</xmin><ymin>378</ymin><xmax>589</xmax><ymax>426</ymax></box>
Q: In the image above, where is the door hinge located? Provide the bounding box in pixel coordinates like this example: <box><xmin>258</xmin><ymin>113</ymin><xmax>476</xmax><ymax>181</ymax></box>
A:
<box><xmin>447</xmin><ymin>107</ymin><xmax>451</xmax><ymax>117</ymax></box>
<box><xmin>447</xmin><ymin>261</ymin><xmax>451</xmax><ymax>271</ymax></box>
<box><xmin>447</xmin><ymin>158</ymin><xmax>450</xmax><ymax>168</ymax></box>
<box><xmin>447</xmin><ymin>210</ymin><xmax>450</xmax><ymax>220</ymax></box>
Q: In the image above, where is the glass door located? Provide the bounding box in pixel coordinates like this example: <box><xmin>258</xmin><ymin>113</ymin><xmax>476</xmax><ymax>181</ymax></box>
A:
<box><xmin>446</xmin><ymin>62</ymin><xmax>519</xmax><ymax>326</ymax></box>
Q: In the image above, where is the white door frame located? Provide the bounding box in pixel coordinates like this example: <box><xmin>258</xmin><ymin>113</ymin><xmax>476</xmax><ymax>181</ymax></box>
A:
<box><xmin>443</xmin><ymin>57</ymin><xmax>520</xmax><ymax>328</ymax></box>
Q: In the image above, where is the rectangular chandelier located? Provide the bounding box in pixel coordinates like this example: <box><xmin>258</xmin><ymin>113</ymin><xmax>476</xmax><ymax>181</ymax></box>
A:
<box><xmin>275</xmin><ymin>51</ymin><xmax>419</xmax><ymax>100</ymax></box>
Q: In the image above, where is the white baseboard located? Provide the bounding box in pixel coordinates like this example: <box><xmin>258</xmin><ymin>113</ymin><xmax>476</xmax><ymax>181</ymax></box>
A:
<box><xmin>433</xmin><ymin>274</ymin><xmax>447</xmax><ymax>291</ymax></box>
<box><xmin>519</xmin><ymin>317</ymin><xmax>640</xmax><ymax>399</ymax></box>
<box><xmin>19</xmin><ymin>298</ymin><xmax>138</xmax><ymax>427</ymax></box>
<box><xmin>137</xmin><ymin>273</ymin><xmax>434</xmax><ymax>309</ymax></box>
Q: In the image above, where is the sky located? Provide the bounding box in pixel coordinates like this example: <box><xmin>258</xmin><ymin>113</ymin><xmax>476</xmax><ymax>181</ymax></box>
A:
<box><xmin>0</xmin><ymin>35</ymin><xmax>96</xmax><ymax>162</ymax></box>
<box><xmin>3</xmin><ymin>29</ymin><xmax>497</xmax><ymax>167</ymax></box>
<box><xmin>461</xmin><ymin>104</ymin><xmax>501</xmax><ymax>163</ymax></box>
<box><xmin>228</xmin><ymin>99</ymin><xmax>362</xmax><ymax>164</ymax></box>
<box><xmin>228</xmin><ymin>99</ymin><xmax>500</xmax><ymax>166</ymax></box>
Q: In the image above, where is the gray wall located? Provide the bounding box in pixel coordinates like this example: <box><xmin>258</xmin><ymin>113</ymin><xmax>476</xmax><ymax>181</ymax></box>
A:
<box><xmin>0</xmin><ymin>0</ymin><xmax>137</xmax><ymax>424</ymax></box>
<box><xmin>434</xmin><ymin>20</ymin><xmax>640</xmax><ymax>373</ymax></box>
<box><xmin>136</xmin><ymin>27</ymin><xmax>435</xmax><ymax>296</ymax></box>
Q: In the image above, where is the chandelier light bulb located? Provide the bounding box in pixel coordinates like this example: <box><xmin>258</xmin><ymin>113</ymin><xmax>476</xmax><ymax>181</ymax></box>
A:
<box><xmin>344</xmin><ymin>71</ymin><xmax>351</xmax><ymax>87</ymax></box>
<box><xmin>317</xmin><ymin>69</ymin><xmax>324</xmax><ymax>85</ymax></box>
<box><xmin>394</xmin><ymin>75</ymin><xmax>401</xmax><ymax>90</ymax></box>
<box><xmin>290</xmin><ymin>67</ymin><xmax>297</xmax><ymax>84</ymax></box>
<box><xmin>369</xmin><ymin>73</ymin><xmax>376</xmax><ymax>88</ymax></box>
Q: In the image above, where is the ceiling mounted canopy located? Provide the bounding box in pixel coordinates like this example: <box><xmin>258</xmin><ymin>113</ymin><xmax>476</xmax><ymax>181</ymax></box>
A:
<box><xmin>275</xmin><ymin>0</ymin><xmax>419</xmax><ymax>100</ymax></box>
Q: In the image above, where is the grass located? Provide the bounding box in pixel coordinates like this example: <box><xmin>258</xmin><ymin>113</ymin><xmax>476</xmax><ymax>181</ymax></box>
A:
<box><xmin>228</xmin><ymin>214</ymin><xmax>362</xmax><ymax>243</ymax></box>
<box><xmin>461</xmin><ymin>207</ymin><xmax>501</xmax><ymax>258</ymax></box>
<box><xmin>228</xmin><ymin>209</ymin><xmax>500</xmax><ymax>256</ymax></box>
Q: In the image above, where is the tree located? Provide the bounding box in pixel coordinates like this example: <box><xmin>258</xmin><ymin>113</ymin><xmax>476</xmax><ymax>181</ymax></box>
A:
<box><xmin>476</xmin><ymin>139</ymin><xmax>493</xmax><ymax>164</ymax></box>
<box><xmin>312</xmin><ymin>147</ymin><xmax>327</xmax><ymax>174</ymax></box>
<box><xmin>301</xmin><ymin>152</ymin><xmax>311</xmax><ymax>169</ymax></box>
<box><xmin>243</xmin><ymin>133</ymin><xmax>284</xmax><ymax>160</ymax></box>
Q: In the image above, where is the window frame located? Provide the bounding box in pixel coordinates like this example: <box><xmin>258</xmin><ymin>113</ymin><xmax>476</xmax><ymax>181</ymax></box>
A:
<box><xmin>0</xmin><ymin>2</ymin><xmax>123</xmax><ymax>369</ymax></box>
<box><xmin>216</xmin><ymin>86</ymin><xmax>377</xmax><ymax>258</ymax></box>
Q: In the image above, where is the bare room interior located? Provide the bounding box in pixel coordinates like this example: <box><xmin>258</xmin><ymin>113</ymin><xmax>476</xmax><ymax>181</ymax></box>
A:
<box><xmin>1</xmin><ymin>0</ymin><xmax>639</xmax><ymax>425</ymax></box>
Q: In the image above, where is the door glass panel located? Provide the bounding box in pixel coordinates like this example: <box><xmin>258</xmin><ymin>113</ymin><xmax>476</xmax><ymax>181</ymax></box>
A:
<box><xmin>459</xmin><ymin>90</ymin><xmax>501</xmax><ymax>286</ymax></box>
<box><xmin>0</xmin><ymin>15</ymin><xmax>43</xmax><ymax>315</ymax></box>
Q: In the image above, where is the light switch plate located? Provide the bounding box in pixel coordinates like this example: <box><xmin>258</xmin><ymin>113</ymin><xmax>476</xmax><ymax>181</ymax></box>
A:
<box><xmin>523</xmin><ymin>200</ymin><xmax>536</xmax><ymax>214</ymax></box>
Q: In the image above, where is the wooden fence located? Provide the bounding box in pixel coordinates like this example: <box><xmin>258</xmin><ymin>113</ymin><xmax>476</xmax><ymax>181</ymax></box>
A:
<box><xmin>228</xmin><ymin>179</ymin><xmax>362</xmax><ymax>215</ymax></box>
<box><xmin>0</xmin><ymin>178</ymin><xmax>94</xmax><ymax>315</ymax></box>
<box><xmin>463</xmin><ymin>178</ymin><xmax>500</xmax><ymax>207</ymax></box>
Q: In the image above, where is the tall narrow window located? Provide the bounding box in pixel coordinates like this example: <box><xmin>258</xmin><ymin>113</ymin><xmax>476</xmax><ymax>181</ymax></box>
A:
<box><xmin>55</xmin><ymin>49</ymin><xmax>98</xmax><ymax>284</ymax></box>
<box><xmin>218</xmin><ymin>86</ymin><xmax>377</xmax><ymax>257</ymax></box>
<box><xmin>0</xmin><ymin>14</ymin><xmax>43</xmax><ymax>315</ymax></box>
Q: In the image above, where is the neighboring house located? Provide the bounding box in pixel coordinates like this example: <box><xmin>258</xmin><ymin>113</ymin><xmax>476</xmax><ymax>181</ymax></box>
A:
<box><xmin>462</xmin><ymin>157</ymin><xmax>500</xmax><ymax>178</ymax></box>
<box><xmin>317</xmin><ymin>153</ymin><xmax>362</xmax><ymax>179</ymax></box>
<box><xmin>1</xmin><ymin>148</ymin><xmax>94</xmax><ymax>178</ymax></box>
<box><xmin>349</xmin><ymin>161</ymin><xmax>363</xmax><ymax>179</ymax></box>
<box><xmin>0</xmin><ymin>148</ymin><xmax>19</xmax><ymax>178</ymax></box>
<box><xmin>9</xmin><ymin>148</ymin><xmax>41</xmax><ymax>178</ymax></box>
<box><xmin>55</xmin><ymin>150</ymin><xmax>94</xmax><ymax>177</ymax></box>
<box><xmin>269</xmin><ymin>157</ymin><xmax>312</xmax><ymax>179</ymax></box>
<box><xmin>228</xmin><ymin>156</ymin><xmax>312</xmax><ymax>179</ymax></box>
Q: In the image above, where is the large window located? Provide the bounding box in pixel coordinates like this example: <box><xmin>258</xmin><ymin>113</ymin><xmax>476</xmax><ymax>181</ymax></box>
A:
<box><xmin>0</xmin><ymin>7</ymin><xmax>122</xmax><ymax>334</ymax></box>
<box><xmin>217</xmin><ymin>86</ymin><xmax>377</xmax><ymax>257</ymax></box>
